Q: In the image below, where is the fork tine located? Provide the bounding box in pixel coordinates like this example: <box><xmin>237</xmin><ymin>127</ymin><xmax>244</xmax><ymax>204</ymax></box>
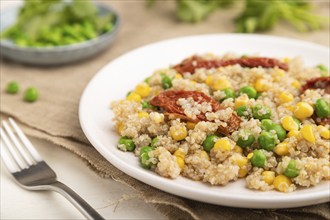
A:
<box><xmin>8</xmin><ymin>118</ymin><xmax>43</xmax><ymax>162</ymax></box>
<box><xmin>0</xmin><ymin>139</ymin><xmax>20</xmax><ymax>173</ymax></box>
<box><xmin>0</xmin><ymin>127</ymin><xmax>27</xmax><ymax>170</ymax></box>
<box><xmin>2</xmin><ymin>120</ymin><xmax>34</xmax><ymax>166</ymax></box>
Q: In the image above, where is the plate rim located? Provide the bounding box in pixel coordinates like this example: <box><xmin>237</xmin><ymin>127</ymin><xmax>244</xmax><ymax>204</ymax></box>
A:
<box><xmin>79</xmin><ymin>33</ymin><xmax>330</xmax><ymax>209</ymax></box>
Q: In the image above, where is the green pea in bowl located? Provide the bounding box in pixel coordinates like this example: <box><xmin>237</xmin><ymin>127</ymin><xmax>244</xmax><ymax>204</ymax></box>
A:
<box><xmin>0</xmin><ymin>3</ymin><xmax>120</xmax><ymax>65</ymax></box>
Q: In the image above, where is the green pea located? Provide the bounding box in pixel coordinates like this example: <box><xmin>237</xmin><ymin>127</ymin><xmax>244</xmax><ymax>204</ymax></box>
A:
<box><xmin>316</xmin><ymin>64</ymin><xmax>328</xmax><ymax>72</ymax></box>
<box><xmin>144</xmin><ymin>76</ymin><xmax>151</xmax><ymax>84</ymax></box>
<box><xmin>141</xmin><ymin>101</ymin><xmax>154</xmax><ymax>109</ymax></box>
<box><xmin>63</xmin><ymin>25</ymin><xmax>77</xmax><ymax>37</ymax></box>
<box><xmin>15</xmin><ymin>38</ymin><xmax>28</xmax><ymax>47</ymax></box>
<box><xmin>258</xmin><ymin>131</ymin><xmax>276</xmax><ymax>151</ymax></box>
<box><xmin>260</xmin><ymin>119</ymin><xmax>273</xmax><ymax>130</ymax></box>
<box><xmin>47</xmin><ymin>30</ymin><xmax>62</xmax><ymax>44</ymax></box>
<box><xmin>150</xmin><ymin>137</ymin><xmax>158</xmax><ymax>148</ymax></box>
<box><xmin>283</xmin><ymin>159</ymin><xmax>299</xmax><ymax>178</ymax></box>
<box><xmin>161</xmin><ymin>74</ymin><xmax>172</xmax><ymax>89</ymax></box>
<box><xmin>6</xmin><ymin>81</ymin><xmax>19</xmax><ymax>94</ymax></box>
<box><xmin>236</xmin><ymin>132</ymin><xmax>255</xmax><ymax>148</ymax></box>
<box><xmin>315</xmin><ymin>98</ymin><xmax>330</xmax><ymax>118</ymax></box>
<box><xmin>271</xmin><ymin>124</ymin><xmax>287</xmax><ymax>142</ymax></box>
<box><xmin>239</xmin><ymin>86</ymin><xmax>257</xmax><ymax>99</ymax></box>
<box><xmin>252</xmin><ymin>104</ymin><xmax>271</xmax><ymax>120</ymax></box>
<box><xmin>251</xmin><ymin>150</ymin><xmax>266</xmax><ymax>168</ymax></box>
<box><xmin>83</xmin><ymin>29</ymin><xmax>97</xmax><ymax>39</ymax></box>
<box><xmin>81</xmin><ymin>23</ymin><xmax>97</xmax><ymax>39</ymax></box>
<box><xmin>261</xmin><ymin>120</ymin><xmax>286</xmax><ymax>141</ymax></box>
<box><xmin>202</xmin><ymin>135</ymin><xmax>218</xmax><ymax>152</ymax></box>
<box><xmin>140</xmin><ymin>146</ymin><xmax>154</xmax><ymax>155</ymax></box>
<box><xmin>221</xmin><ymin>88</ymin><xmax>236</xmax><ymax>102</ymax></box>
<box><xmin>63</xmin><ymin>37</ymin><xmax>77</xmax><ymax>45</ymax></box>
<box><xmin>293</xmin><ymin>117</ymin><xmax>301</xmax><ymax>129</ymax></box>
<box><xmin>256</xmin><ymin>92</ymin><xmax>263</xmax><ymax>99</ymax></box>
<box><xmin>118</xmin><ymin>137</ymin><xmax>136</xmax><ymax>152</ymax></box>
<box><xmin>140</xmin><ymin>146</ymin><xmax>154</xmax><ymax>169</ymax></box>
<box><xmin>24</xmin><ymin>87</ymin><xmax>39</xmax><ymax>102</ymax></box>
<box><xmin>235</xmin><ymin>105</ymin><xmax>250</xmax><ymax>118</ymax></box>
<box><xmin>102</xmin><ymin>23</ymin><xmax>113</xmax><ymax>33</ymax></box>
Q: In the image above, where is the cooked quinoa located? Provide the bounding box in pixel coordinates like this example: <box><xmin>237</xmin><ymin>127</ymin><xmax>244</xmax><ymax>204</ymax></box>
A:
<box><xmin>111</xmin><ymin>53</ymin><xmax>330</xmax><ymax>193</ymax></box>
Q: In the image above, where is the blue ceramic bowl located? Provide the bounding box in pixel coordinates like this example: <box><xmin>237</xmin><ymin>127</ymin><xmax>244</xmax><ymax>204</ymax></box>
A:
<box><xmin>0</xmin><ymin>4</ymin><xmax>120</xmax><ymax>65</ymax></box>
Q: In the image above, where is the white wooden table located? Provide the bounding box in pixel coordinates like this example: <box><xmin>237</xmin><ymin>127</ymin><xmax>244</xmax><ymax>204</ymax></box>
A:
<box><xmin>1</xmin><ymin>137</ymin><xmax>166</xmax><ymax>219</ymax></box>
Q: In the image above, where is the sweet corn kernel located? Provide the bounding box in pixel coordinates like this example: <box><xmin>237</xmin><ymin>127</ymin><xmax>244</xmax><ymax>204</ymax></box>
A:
<box><xmin>200</xmin><ymin>150</ymin><xmax>210</xmax><ymax>160</ymax></box>
<box><xmin>254</xmin><ymin>78</ymin><xmax>268</xmax><ymax>92</ymax></box>
<box><xmin>273</xmin><ymin>70</ymin><xmax>285</xmax><ymax>82</ymax></box>
<box><xmin>138</xmin><ymin>111</ymin><xmax>149</xmax><ymax>118</ymax></box>
<box><xmin>301</xmin><ymin>125</ymin><xmax>316</xmax><ymax>143</ymax></box>
<box><xmin>293</xmin><ymin>102</ymin><xmax>314</xmax><ymax>120</ymax></box>
<box><xmin>262</xmin><ymin>171</ymin><xmax>275</xmax><ymax>185</ymax></box>
<box><xmin>175</xmin><ymin>74</ymin><xmax>182</xmax><ymax>79</ymax></box>
<box><xmin>277</xmin><ymin>69</ymin><xmax>285</xmax><ymax>77</ymax></box>
<box><xmin>236</xmin><ymin>157</ymin><xmax>248</xmax><ymax>167</ymax></box>
<box><xmin>278</xmin><ymin>92</ymin><xmax>294</xmax><ymax>104</ymax></box>
<box><xmin>238</xmin><ymin>168</ymin><xmax>248</xmax><ymax>178</ymax></box>
<box><xmin>213</xmin><ymin>138</ymin><xmax>232</xmax><ymax>151</ymax></box>
<box><xmin>247</xmin><ymin>152</ymin><xmax>254</xmax><ymax>159</ymax></box>
<box><xmin>126</xmin><ymin>92</ymin><xmax>142</xmax><ymax>102</ymax></box>
<box><xmin>317</xmin><ymin>125</ymin><xmax>330</xmax><ymax>139</ymax></box>
<box><xmin>214</xmin><ymin>78</ymin><xmax>231</xmax><ymax>90</ymax></box>
<box><xmin>234</xmin><ymin>145</ymin><xmax>243</xmax><ymax>153</ymax></box>
<box><xmin>205</xmin><ymin>75</ymin><xmax>213</xmax><ymax>86</ymax></box>
<box><xmin>134</xmin><ymin>83</ymin><xmax>151</xmax><ymax>98</ymax></box>
<box><xmin>186</xmin><ymin>122</ymin><xmax>196</xmax><ymax>130</ymax></box>
<box><xmin>170</xmin><ymin>125</ymin><xmax>188</xmax><ymax>141</ymax></box>
<box><xmin>283</xmin><ymin>57</ymin><xmax>290</xmax><ymax>63</ymax></box>
<box><xmin>190</xmin><ymin>80</ymin><xmax>197</xmax><ymax>85</ymax></box>
<box><xmin>287</xmin><ymin>130</ymin><xmax>300</xmax><ymax>138</ymax></box>
<box><xmin>117</xmin><ymin>122</ymin><xmax>123</xmax><ymax>134</ymax></box>
<box><xmin>291</xmin><ymin>80</ymin><xmax>301</xmax><ymax>89</ymax></box>
<box><xmin>286</xmin><ymin>106</ymin><xmax>295</xmax><ymax>112</ymax></box>
<box><xmin>234</xmin><ymin>94</ymin><xmax>249</xmax><ymax>109</ymax></box>
<box><xmin>274</xmin><ymin>142</ymin><xmax>289</xmax><ymax>156</ymax></box>
<box><xmin>206</xmin><ymin>75</ymin><xmax>231</xmax><ymax>90</ymax></box>
<box><xmin>174</xmin><ymin>148</ymin><xmax>186</xmax><ymax>159</ymax></box>
<box><xmin>176</xmin><ymin>156</ymin><xmax>185</xmax><ymax>170</ymax></box>
<box><xmin>281</xmin><ymin>116</ymin><xmax>299</xmax><ymax>131</ymax></box>
<box><xmin>273</xmin><ymin>175</ymin><xmax>292</xmax><ymax>192</ymax></box>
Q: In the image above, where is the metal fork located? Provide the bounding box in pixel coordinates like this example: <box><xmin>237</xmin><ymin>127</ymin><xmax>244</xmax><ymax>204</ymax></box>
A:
<box><xmin>0</xmin><ymin>118</ymin><xmax>105</xmax><ymax>220</ymax></box>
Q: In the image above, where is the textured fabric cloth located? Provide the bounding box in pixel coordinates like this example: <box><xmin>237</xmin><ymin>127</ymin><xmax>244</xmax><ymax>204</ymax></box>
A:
<box><xmin>1</xmin><ymin>1</ymin><xmax>329</xmax><ymax>219</ymax></box>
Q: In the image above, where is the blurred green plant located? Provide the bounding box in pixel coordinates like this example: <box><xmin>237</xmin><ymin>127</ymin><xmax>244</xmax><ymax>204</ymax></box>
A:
<box><xmin>148</xmin><ymin>0</ymin><xmax>328</xmax><ymax>33</ymax></box>
<box><xmin>1</xmin><ymin>0</ymin><xmax>115</xmax><ymax>47</ymax></box>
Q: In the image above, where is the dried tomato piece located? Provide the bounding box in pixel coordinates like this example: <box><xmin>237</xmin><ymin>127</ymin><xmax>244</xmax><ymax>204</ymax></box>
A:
<box><xmin>150</xmin><ymin>90</ymin><xmax>220</xmax><ymax>122</ymax></box>
<box><xmin>173</xmin><ymin>56</ymin><xmax>288</xmax><ymax>74</ymax></box>
<box><xmin>218</xmin><ymin>113</ymin><xmax>242</xmax><ymax>135</ymax></box>
<box><xmin>312</xmin><ymin>115</ymin><xmax>330</xmax><ymax>126</ymax></box>
<box><xmin>301</xmin><ymin>76</ymin><xmax>330</xmax><ymax>125</ymax></box>
<box><xmin>150</xmin><ymin>90</ymin><xmax>241</xmax><ymax>135</ymax></box>
<box><xmin>301</xmin><ymin>76</ymin><xmax>330</xmax><ymax>94</ymax></box>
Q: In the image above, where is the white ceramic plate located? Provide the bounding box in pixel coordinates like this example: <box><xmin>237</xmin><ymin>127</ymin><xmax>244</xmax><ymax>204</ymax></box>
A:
<box><xmin>79</xmin><ymin>34</ymin><xmax>330</xmax><ymax>209</ymax></box>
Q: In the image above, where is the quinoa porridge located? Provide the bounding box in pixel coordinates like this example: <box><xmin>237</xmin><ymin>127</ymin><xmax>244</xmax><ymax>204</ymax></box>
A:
<box><xmin>111</xmin><ymin>53</ymin><xmax>330</xmax><ymax>193</ymax></box>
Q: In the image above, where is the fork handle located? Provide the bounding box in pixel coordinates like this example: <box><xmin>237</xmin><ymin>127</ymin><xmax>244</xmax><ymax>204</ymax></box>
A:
<box><xmin>48</xmin><ymin>181</ymin><xmax>105</xmax><ymax>220</ymax></box>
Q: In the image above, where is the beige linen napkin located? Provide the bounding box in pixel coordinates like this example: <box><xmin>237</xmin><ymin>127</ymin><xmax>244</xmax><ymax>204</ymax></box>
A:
<box><xmin>1</xmin><ymin>1</ymin><xmax>329</xmax><ymax>219</ymax></box>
